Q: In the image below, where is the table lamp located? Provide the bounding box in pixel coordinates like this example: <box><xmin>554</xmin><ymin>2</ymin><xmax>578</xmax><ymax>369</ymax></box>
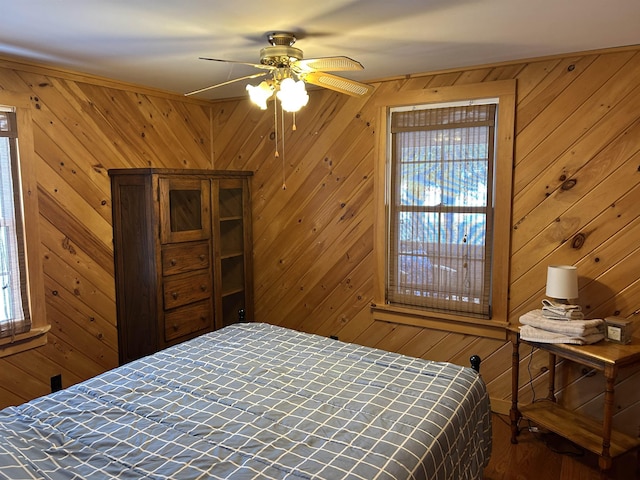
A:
<box><xmin>546</xmin><ymin>265</ymin><xmax>579</xmax><ymax>305</ymax></box>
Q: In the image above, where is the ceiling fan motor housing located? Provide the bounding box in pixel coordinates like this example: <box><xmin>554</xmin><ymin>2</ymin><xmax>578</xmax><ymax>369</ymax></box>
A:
<box><xmin>260</xmin><ymin>46</ymin><xmax>303</xmax><ymax>67</ymax></box>
<box><xmin>260</xmin><ymin>32</ymin><xmax>303</xmax><ymax>67</ymax></box>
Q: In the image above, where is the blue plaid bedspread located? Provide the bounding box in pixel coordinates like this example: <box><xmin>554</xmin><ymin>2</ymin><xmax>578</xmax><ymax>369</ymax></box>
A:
<box><xmin>0</xmin><ymin>323</ymin><xmax>491</xmax><ymax>479</ymax></box>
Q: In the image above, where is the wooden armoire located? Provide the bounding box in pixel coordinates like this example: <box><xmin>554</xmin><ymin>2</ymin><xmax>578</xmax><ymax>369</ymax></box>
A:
<box><xmin>109</xmin><ymin>169</ymin><xmax>253</xmax><ymax>365</ymax></box>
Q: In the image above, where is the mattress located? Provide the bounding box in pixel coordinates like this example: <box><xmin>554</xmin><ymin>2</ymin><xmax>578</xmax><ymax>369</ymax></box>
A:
<box><xmin>0</xmin><ymin>323</ymin><xmax>491</xmax><ymax>479</ymax></box>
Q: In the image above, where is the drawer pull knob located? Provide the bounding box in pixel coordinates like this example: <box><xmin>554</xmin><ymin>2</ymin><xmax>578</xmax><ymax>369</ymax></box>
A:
<box><xmin>172</xmin><ymin>292</ymin><xmax>179</xmax><ymax>300</ymax></box>
<box><xmin>200</xmin><ymin>284</ymin><xmax>207</xmax><ymax>291</ymax></box>
<box><xmin>170</xmin><ymin>259</ymin><xmax>177</xmax><ymax>266</ymax></box>
<box><xmin>199</xmin><ymin>254</ymin><xmax>206</xmax><ymax>261</ymax></box>
<box><xmin>200</xmin><ymin>316</ymin><xmax>206</xmax><ymax>323</ymax></box>
<box><xmin>173</xmin><ymin>324</ymin><xmax>178</xmax><ymax>331</ymax></box>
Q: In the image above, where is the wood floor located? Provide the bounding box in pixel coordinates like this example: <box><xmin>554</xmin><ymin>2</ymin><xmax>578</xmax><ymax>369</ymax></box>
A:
<box><xmin>484</xmin><ymin>414</ymin><xmax>639</xmax><ymax>480</ymax></box>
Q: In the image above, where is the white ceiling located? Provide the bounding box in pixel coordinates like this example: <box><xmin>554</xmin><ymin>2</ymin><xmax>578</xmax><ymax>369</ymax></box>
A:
<box><xmin>2</xmin><ymin>0</ymin><xmax>639</xmax><ymax>100</ymax></box>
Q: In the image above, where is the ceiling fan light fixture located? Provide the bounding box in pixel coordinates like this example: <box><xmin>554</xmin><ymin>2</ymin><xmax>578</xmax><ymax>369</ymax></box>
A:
<box><xmin>276</xmin><ymin>77</ymin><xmax>309</xmax><ymax>113</ymax></box>
<box><xmin>190</xmin><ymin>31</ymin><xmax>374</xmax><ymax>191</ymax></box>
<box><xmin>246</xmin><ymin>81</ymin><xmax>274</xmax><ymax>110</ymax></box>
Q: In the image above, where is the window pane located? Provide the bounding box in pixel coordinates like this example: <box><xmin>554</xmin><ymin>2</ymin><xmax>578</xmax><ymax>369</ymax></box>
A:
<box><xmin>0</xmin><ymin>225</ymin><xmax>12</xmax><ymax>321</ymax></box>
<box><xmin>0</xmin><ymin>128</ymin><xmax>29</xmax><ymax>336</ymax></box>
<box><xmin>398</xmin><ymin>128</ymin><xmax>489</xmax><ymax>208</ymax></box>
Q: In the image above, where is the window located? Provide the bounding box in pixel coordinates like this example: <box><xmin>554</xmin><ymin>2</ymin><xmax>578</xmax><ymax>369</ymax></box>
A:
<box><xmin>389</xmin><ymin>102</ymin><xmax>496</xmax><ymax>317</ymax></box>
<box><xmin>0</xmin><ymin>92</ymin><xmax>47</xmax><ymax>356</ymax></box>
<box><xmin>0</xmin><ymin>109</ymin><xmax>30</xmax><ymax>337</ymax></box>
<box><xmin>373</xmin><ymin>81</ymin><xmax>515</xmax><ymax>338</ymax></box>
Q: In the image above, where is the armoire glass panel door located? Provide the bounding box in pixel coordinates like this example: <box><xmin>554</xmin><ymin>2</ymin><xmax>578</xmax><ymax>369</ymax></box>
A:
<box><xmin>159</xmin><ymin>177</ymin><xmax>211</xmax><ymax>244</ymax></box>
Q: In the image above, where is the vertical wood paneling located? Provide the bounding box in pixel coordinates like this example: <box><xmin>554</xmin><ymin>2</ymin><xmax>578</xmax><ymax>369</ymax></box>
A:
<box><xmin>0</xmin><ymin>46</ymin><xmax>638</xmax><ymax>441</ymax></box>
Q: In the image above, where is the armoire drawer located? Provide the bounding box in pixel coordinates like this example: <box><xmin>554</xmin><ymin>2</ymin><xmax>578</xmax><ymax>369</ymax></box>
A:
<box><xmin>162</xmin><ymin>241</ymin><xmax>210</xmax><ymax>276</ymax></box>
<box><xmin>164</xmin><ymin>300</ymin><xmax>212</xmax><ymax>341</ymax></box>
<box><xmin>163</xmin><ymin>271</ymin><xmax>211</xmax><ymax>309</ymax></box>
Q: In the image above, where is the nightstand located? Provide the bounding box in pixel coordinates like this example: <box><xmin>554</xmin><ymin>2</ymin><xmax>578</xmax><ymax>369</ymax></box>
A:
<box><xmin>508</xmin><ymin>327</ymin><xmax>640</xmax><ymax>477</ymax></box>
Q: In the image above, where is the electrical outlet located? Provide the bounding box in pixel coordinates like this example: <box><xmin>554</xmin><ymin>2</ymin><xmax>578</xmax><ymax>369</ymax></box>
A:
<box><xmin>50</xmin><ymin>374</ymin><xmax>62</xmax><ymax>393</ymax></box>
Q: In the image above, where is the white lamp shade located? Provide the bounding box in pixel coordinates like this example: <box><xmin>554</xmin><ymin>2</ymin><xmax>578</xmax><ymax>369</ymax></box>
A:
<box><xmin>276</xmin><ymin>77</ymin><xmax>309</xmax><ymax>112</ymax></box>
<box><xmin>546</xmin><ymin>265</ymin><xmax>579</xmax><ymax>300</ymax></box>
<box><xmin>246</xmin><ymin>81</ymin><xmax>274</xmax><ymax>110</ymax></box>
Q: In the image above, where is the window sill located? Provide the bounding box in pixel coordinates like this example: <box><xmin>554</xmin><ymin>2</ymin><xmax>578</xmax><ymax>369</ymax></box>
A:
<box><xmin>0</xmin><ymin>325</ymin><xmax>50</xmax><ymax>358</ymax></box>
<box><xmin>371</xmin><ymin>303</ymin><xmax>509</xmax><ymax>340</ymax></box>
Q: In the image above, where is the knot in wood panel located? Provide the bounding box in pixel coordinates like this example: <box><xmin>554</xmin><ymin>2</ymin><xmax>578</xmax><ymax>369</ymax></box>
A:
<box><xmin>571</xmin><ymin>232</ymin><xmax>586</xmax><ymax>249</ymax></box>
<box><xmin>561</xmin><ymin>178</ymin><xmax>577</xmax><ymax>190</ymax></box>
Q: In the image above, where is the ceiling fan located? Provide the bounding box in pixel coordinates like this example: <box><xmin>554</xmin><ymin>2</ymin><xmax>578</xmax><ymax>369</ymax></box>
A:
<box><xmin>185</xmin><ymin>32</ymin><xmax>374</xmax><ymax>106</ymax></box>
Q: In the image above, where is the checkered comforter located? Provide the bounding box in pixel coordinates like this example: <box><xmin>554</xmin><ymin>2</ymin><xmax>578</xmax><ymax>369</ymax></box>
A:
<box><xmin>0</xmin><ymin>323</ymin><xmax>491</xmax><ymax>479</ymax></box>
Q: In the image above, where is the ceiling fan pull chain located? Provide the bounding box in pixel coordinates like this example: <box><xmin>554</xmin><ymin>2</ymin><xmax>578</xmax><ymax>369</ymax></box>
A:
<box><xmin>292</xmin><ymin>111</ymin><xmax>297</xmax><ymax>131</ymax></box>
<box><xmin>273</xmin><ymin>98</ymin><xmax>279</xmax><ymax>159</ymax></box>
<box><xmin>281</xmin><ymin>102</ymin><xmax>287</xmax><ymax>190</ymax></box>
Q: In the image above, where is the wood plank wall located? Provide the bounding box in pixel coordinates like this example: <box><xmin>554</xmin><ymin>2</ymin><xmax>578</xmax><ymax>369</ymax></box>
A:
<box><xmin>0</xmin><ymin>46</ymin><xmax>639</xmax><ymax>438</ymax></box>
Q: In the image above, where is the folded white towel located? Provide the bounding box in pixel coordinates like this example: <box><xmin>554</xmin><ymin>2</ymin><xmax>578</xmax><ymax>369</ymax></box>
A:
<box><xmin>541</xmin><ymin>299</ymin><xmax>584</xmax><ymax>320</ymax></box>
<box><xmin>541</xmin><ymin>299</ymin><xmax>582</xmax><ymax>310</ymax></box>
<box><xmin>520</xmin><ymin>310</ymin><xmax>604</xmax><ymax>335</ymax></box>
<box><xmin>543</xmin><ymin>310</ymin><xmax>585</xmax><ymax>320</ymax></box>
<box><xmin>519</xmin><ymin>324</ymin><xmax>604</xmax><ymax>345</ymax></box>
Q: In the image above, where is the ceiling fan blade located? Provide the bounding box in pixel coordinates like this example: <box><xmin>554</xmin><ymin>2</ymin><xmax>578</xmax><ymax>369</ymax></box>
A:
<box><xmin>199</xmin><ymin>57</ymin><xmax>274</xmax><ymax>71</ymax></box>
<box><xmin>293</xmin><ymin>56</ymin><xmax>364</xmax><ymax>73</ymax></box>
<box><xmin>185</xmin><ymin>72</ymin><xmax>268</xmax><ymax>96</ymax></box>
<box><xmin>301</xmin><ymin>71</ymin><xmax>374</xmax><ymax>97</ymax></box>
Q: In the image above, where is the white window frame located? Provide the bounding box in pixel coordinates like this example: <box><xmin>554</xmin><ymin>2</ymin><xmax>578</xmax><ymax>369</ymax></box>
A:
<box><xmin>373</xmin><ymin>81</ymin><xmax>516</xmax><ymax>339</ymax></box>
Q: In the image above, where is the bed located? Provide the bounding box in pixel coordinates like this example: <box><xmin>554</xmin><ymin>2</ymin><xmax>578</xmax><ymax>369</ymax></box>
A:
<box><xmin>0</xmin><ymin>323</ymin><xmax>492</xmax><ymax>479</ymax></box>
